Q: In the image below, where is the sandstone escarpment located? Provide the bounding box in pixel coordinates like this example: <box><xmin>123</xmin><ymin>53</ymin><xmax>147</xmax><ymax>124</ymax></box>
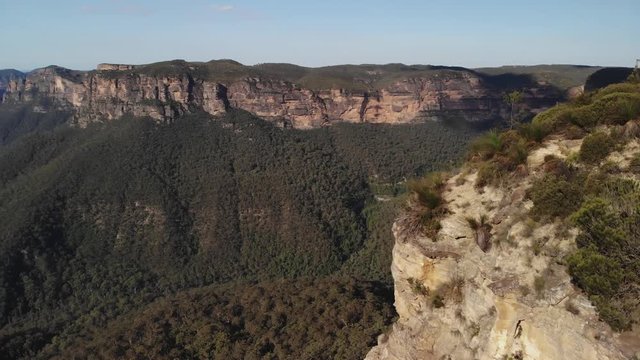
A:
<box><xmin>366</xmin><ymin>136</ymin><xmax>640</xmax><ymax>359</ymax></box>
<box><xmin>1</xmin><ymin>62</ymin><xmax>563</xmax><ymax>128</ymax></box>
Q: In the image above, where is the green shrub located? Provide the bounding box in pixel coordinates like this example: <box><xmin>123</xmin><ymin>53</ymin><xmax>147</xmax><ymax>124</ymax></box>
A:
<box><xmin>566</xmin><ymin>179</ymin><xmax>640</xmax><ymax>331</ymax></box>
<box><xmin>407</xmin><ymin>173</ymin><xmax>444</xmax><ymax>209</ymax></box>
<box><xmin>593</xmin><ymin>82</ymin><xmax>640</xmax><ymax>98</ymax></box>
<box><xmin>566</xmin><ymin>247</ymin><xmax>623</xmax><ymax>297</ymax></box>
<box><xmin>518</xmin><ymin>122</ymin><xmax>549</xmax><ymax>143</ymax></box>
<box><xmin>469</xmin><ymin>130</ymin><xmax>503</xmax><ymax>160</ymax></box>
<box><xmin>406</xmin><ymin>172</ymin><xmax>448</xmax><ymax>238</ymax></box>
<box><xmin>531</xmin><ymin>104</ymin><xmax>573</xmax><ymax>132</ymax></box>
<box><xmin>475</xmin><ymin>161</ymin><xmax>499</xmax><ymax>188</ymax></box>
<box><xmin>472</xmin><ymin>130</ymin><xmax>530</xmax><ymax>188</ymax></box>
<box><xmin>592</xmin><ymin>92</ymin><xmax>640</xmax><ymax>125</ymax></box>
<box><xmin>529</xmin><ymin>174</ymin><xmax>584</xmax><ymax>220</ymax></box>
<box><xmin>562</xmin><ymin>106</ymin><xmax>599</xmax><ymax>128</ymax></box>
<box><xmin>407</xmin><ymin>278</ymin><xmax>429</xmax><ymax>296</ymax></box>
<box><xmin>579</xmin><ymin>131</ymin><xmax>615</xmax><ymax>164</ymax></box>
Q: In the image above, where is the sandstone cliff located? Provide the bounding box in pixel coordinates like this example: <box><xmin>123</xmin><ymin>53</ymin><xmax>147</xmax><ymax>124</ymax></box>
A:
<box><xmin>366</xmin><ymin>134</ymin><xmax>640</xmax><ymax>359</ymax></box>
<box><xmin>0</xmin><ymin>61</ymin><xmax>566</xmax><ymax>128</ymax></box>
<box><xmin>0</xmin><ymin>69</ymin><xmax>24</xmax><ymax>102</ymax></box>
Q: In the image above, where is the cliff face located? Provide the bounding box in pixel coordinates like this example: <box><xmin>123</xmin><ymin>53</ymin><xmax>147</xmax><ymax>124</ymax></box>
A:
<box><xmin>366</xmin><ymin>136</ymin><xmax>640</xmax><ymax>359</ymax></box>
<box><xmin>1</xmin><ymin>63</ymin><xmax>562</xmax><ymax>128</ymax></box>
<box><xmin>0</xmin><ymin>69</ymin><xmax>24</xmax><ymax>102</ymax></box>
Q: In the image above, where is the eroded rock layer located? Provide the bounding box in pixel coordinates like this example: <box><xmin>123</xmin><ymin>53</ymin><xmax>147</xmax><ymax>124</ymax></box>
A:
<box><xmin>1</xmin><ymin>63</ymin><xmax>562</xmax><ymax>128</ymax></box>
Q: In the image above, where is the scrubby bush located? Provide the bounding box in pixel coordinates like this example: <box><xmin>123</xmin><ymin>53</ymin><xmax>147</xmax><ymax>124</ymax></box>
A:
<box><xmin>404</xmin><ymin>172</ymin><xmax>448</xmax><ymax>238</ymax></box>
<box><xmin>592</xmin><ymin>92</ymin><xmax>640</xmax><ymax>125</ymax></box>
<box><xmin>531</xmin><ymin>104</ymin><xmax>573</xmax><ymax>133</ymax></box>
<box><xmin>579</xmin><ymin>131</ymin><xmax>616</xmax><ymax>164</ymax></box>
<box><xmin>407</xmin><ymin>277</ymin><xmax>429</xmax><ymax>296</ymax></box>
<box><xmin>594</xmin><ymin>82</ymin><xmax>640</xmax><ymax>98</ymax></box>
<box><xmin>529</xmin><ymin>174</ymin><xmax>584</xmax><ymax>220</ymax></box>
<box><xmin>469</xmin><ymin>130</ymin><xmax>504</xmax><ymax>160</ymax></box>
<box><xmin>561</xmin><ymin>106</ymin><xmax>600</xmax><ymax>128</ymax></box>
<box><xmin>567</xmin><ymin>247</ymin><xmax>624</xmax><ymax>297</ymax></box>
<box><xmin>475</xmin><ymin>160</ymin><xmax>499</xmax><ymax>188</ymax></box>
<box><xmin>471</xmin><ymin>130</ymin><xmax>530</xmax><ymax>187</ymax></box>
<box><xmin>566</xmin><ymin>179</ymin><xmax>640</xmax><ymax>331</ymax></box>
<box><xmin>530</xmin><ymin>83</ymin><xmax>640</xmax><ymax>133</ymax></box>
<box><xmin>518</xmin><ymin>121</ymin><xmax>549</xmax><ymax>142</ymax></box>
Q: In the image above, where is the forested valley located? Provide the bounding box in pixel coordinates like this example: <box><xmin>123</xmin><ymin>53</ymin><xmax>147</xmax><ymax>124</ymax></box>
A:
<box><xmin>0</xmin><ymin>103</ymin><xmax>481</xmax><ymax>359</ymax></box>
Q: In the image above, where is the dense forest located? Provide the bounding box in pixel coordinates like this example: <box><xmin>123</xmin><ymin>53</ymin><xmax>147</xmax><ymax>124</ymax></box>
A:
<box><xmin>0</xmin><ymin>104</ymin><xmax>480</xmax><ymax>359</ymax></box>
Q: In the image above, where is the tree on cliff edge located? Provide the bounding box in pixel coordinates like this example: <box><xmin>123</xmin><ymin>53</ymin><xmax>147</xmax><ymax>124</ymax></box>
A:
<box><xmin>503</xmin><ymin>90</ymin><xmax>523</xmax><ymax>128</ymax></box>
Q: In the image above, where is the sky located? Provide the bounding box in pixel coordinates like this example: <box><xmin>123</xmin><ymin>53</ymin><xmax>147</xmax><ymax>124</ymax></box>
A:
<box><xmin>0</xmin><ymin>0</ymin><xmax>638</xmax><ymax>71</ymax></box>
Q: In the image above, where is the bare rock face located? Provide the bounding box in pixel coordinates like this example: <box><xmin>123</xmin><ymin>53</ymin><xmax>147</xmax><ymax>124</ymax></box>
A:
<box><xmin>1</xmin><ymin>63</ymin><xmax>561</xmax><ymax>128</ymax></box>
<box><xmin>96</xmin><ymin>63</ymin><xmax>137</xmax><ymax>71</ymax></box>
<box><xmin>366</xmin><ymin>139</ymin><xmax>639</xmax><ymax>360</ymax></box>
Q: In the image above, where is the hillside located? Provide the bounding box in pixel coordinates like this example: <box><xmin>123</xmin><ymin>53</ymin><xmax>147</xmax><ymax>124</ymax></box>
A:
<box><xmin>367</xmin><ymin>76</ymin><xmax>640</xmax><ymax>359</ymax></box>
<box><xmin>475</xmin><ymin>64</ymin><xmax>601</xmax><ymax>90</ymax></box>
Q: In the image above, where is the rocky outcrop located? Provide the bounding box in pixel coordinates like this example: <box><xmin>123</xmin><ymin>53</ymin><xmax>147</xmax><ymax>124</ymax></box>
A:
<box><xmin>1</xmin><ymin>62</ymin><xmax>563</xmax><ymax>128</ymax></box>
<box><xmin>366</xmin><ymin>137</ymin><xmax>640</xmax><ymax>359</ymax></box>
<box><xmin>0</xmin><ymin>69</ymin><xmax>24</xmax><ymax>102</ymax></box>
<box><xmin>96</xmin><ymin>63</ymin><xmax>137</xmax><ymax>71</ymax></box>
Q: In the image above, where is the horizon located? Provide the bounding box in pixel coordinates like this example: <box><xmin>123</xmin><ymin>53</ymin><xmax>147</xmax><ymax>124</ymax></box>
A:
<box><xmin>0</xmin><ymin>60</ymin><xmax>617</xmax><ymax>74</ymax></box>
<box><xmin>0</xmin><ymin>0</ymin><xmax>638</xmax><ymax>70</ymax></box>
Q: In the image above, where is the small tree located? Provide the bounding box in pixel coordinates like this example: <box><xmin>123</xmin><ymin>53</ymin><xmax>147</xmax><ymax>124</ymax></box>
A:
<box><xmin>503</xmin><ymin>90</ymin><xmax>523</xmax><ymax>128</ymax></box>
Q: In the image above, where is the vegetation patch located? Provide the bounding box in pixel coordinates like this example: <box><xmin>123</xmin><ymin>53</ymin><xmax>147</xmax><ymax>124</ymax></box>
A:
<box><xmin>566</xmin><ymin>179</ymin><xmax>640</xmax><ymax>330</ymax></box>
<box><xmin>578</xmin><ymin>131</ymin><xmax>616</xmax><ymax>164</ymax></box>
<box><xmin>528</xmin><ymin>172</ymin><xmax>584</xmax><ymax>220</ymax></box>
<box><xmin>469</xmin><ymin>129</ymin><xmax>530</xmax><ymax>188</ymax></box>
<box><xmin>403</xmin><ymin>172</ymin><xmax>448</xmax><ymax>238</ymax></box>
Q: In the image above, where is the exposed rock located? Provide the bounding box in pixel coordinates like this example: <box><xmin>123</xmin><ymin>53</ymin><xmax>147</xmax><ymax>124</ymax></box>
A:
<box><xmin>366</xmin><ymin>145</ymin><xmax>639</xmax><ymax>359</ymax></box>
<box><xmin>96</xmin><ymin>63</ymin><xmax>137</xmax><ymax>71</ymax></box>
<box><xmin>1</xmin><ymin>63</ymin><xmax>563</xmax><ymax>128</ymax></box>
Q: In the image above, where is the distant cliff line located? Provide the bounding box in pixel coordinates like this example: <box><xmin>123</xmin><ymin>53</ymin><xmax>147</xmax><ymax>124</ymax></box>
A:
<box><xmin>0</xmin><ymin>60</ymin><xmax>598</xmax><ymax>128</ymax></box>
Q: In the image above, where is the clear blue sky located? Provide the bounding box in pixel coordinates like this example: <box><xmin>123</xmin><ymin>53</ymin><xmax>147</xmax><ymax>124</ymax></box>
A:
<box><xmin>0</xmin><ymin>0</ymin><xmax>638</xmax><ymax>70</ymax></box>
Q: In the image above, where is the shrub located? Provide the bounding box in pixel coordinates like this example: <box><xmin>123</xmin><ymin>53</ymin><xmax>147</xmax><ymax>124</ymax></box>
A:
<box><xmin>563</xmin><ymin>106</ymin><xmax>599</xmax><ymax>128</ymax></box>
<box><xmin>518</xmin><ymin>122</ymin><xmax>549</xmax><ymax>143</ymax></box>
<box><xmin>590</xmin><ymin>296</ymin><xmax>632</xmax><ymax>331</ymax></box>
<box><xmin>579</xmin><ymin>131</ymin><xmax>615</xmax><ymax>164</ymax></box>
<box><xmin>438</xmin><ymin>277</ymin><xmax>465</xmax><ymax>304</ymax></box>
<box><xmin>566</xmin><ymin>247</ymin><xmax>623</xmax><ymax>298</ymax></box>
<box><xmin>592</xmin><ymin>92</ymin><xmax>640</xmax><ymax>125</ymax></box>
<box><xmin>472</xmin><ymin>131</ymin><xmax>530</xmax><ymax>188</ymax></box>
<box><xmin>529</xmin><ymin>174</ymin><xmax>584</xmax><ymax>220</ymax></box>
<box><xmin>531</xmin><ymin>104</ymin><xmax>573</xmax><ymax>132</ymax></box>
<box><xmin>407</xmin><ymin>173</ymin><xmax>444</xmax><ymax>209</ymax></box>
<box><xmin>566</xmin><ymin>180</ymin><xmax>640</xmax><ymax>331</ymax></box>
<box><xmin>594</xmin><ymin>82</ymin><xmax>640</xmax><ymax>98</ymax></box>
<box><xmin>475</xmin><ymin>161</ymin><xmax>499</xmax><ymax>188</ymax></box>
<box><xmin>405</xmin><ymin>172</ymin><xmax>448</xmax><ymax>238</ymax></box>
<box><xmin>469</xmin><ymin>130</ymin><xmax>503</xmax><ymax>160</ymax></box>
<box><xmin>407</xmin><ymin>278</ymin><xmax>429</xmax><ymax>296</ymax></box>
